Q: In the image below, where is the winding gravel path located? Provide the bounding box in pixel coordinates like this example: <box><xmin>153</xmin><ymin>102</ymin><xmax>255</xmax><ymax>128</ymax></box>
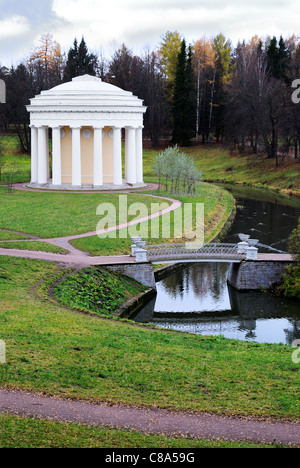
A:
<box><xmin>0</xmin><ymin>389</ymin><xmax>299</xmax><ymax>445</ymax></box>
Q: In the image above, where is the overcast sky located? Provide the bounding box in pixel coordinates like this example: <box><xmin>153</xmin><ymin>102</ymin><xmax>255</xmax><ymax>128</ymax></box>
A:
<box><xmin>0</xmin><ymin>0</ymin><xmax>300</xmax><ymax>66</ymax></box>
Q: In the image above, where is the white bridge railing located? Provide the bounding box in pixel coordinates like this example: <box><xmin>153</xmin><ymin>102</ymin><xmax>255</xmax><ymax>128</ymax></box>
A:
<box><xmin>144</xmin><ymin>243</ymin><xmax>244</xmax><ymax>262</ymax></box>
<box><xmin>131</xmin><ymin>237</ymin><xmax>259</xmax><ymax>263</ymax></box>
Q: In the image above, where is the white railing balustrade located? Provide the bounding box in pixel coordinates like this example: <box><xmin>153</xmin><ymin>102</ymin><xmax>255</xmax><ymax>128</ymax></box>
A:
<box><xmin>132</xmin><ymin>238</ymin><xmax>260</xmax><ymax>263</ymax></box>
<box><xmin>144</xmin><ymin>243</ymin><xmax>244</xmax><ymax>261</ymax></box>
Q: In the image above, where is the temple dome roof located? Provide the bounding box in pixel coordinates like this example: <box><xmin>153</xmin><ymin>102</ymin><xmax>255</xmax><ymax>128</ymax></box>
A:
<box><xmin>27</xmin><ymin>74</ymin><xmax>146</xmax><ymax>113</ymax></box>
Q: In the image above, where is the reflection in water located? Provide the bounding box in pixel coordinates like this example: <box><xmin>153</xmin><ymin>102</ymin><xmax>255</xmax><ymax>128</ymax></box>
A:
<box><xmin>133</xmin><ymin>263</ymin><xmax>300</xmax><ymax>344</ymax></box>
<box><xmin>133</xmin><ymin>189</ymin><xmax>300</xmax><ymax>345</ymax></box>
<box><xmin>155</xmin><ymin>263</ymin><xmax>230</xmax><ymax>313</ymax></box>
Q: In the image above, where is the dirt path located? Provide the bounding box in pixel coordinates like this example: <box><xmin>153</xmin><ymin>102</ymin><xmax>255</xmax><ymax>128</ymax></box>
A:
<box><xmin>0</xmin><ymin>389</ymin><xmax>299</xmax><ymax>445</ymax></box>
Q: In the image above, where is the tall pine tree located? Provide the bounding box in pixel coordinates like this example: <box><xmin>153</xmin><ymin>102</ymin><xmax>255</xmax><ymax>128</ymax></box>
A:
<box><xmin>172</xmin><ymin>40</ymin><xmax>196</xmax><ymax>145</ymax></box>
<box><xmin>63</xmin><ymin>37</ymin><xmax>98</xmax><ymax>81</ymax></box>
<box><xmin>267</xmin><ymin>36</ymin><xmax>291</xmax><ymax>81</ymax></box>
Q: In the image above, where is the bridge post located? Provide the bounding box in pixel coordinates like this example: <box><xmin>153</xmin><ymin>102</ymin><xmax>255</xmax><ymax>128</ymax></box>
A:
<box><xmin>246</xmin><ymin>246</ymin><xmax>258</xmax><ymax>260</ymax></box>
<box><xmin>135</xmin><ymin>248</ymin><xmax>148</xmax><ymax>263</ymax></box>
<box><xmin>131</xmin><ymin>244</ymin><xmax>138</xmax><ymax>256</ymax></box>
<box><xmin>238</xmin><ymin>242</ymin><xmax>249</xmax><ymax>254</ymax></box>
<box><xmin>131</xmin><ymin>239</ymin><xmax>147</xmax><ymax>258</ymax></box>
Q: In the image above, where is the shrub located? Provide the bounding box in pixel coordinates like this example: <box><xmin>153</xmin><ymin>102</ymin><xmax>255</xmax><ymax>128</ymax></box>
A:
<box><xmin>280</xmin><ymin>216</ymin><xmax>300</xmax><ymax>299</ymax></box>
<box><xmin>281</xmin><ymin>265</ymin><xmax>300</xmax><ymax>299</ymax></box>
<box><xmin>152</xmin><ymin>145</ymin><xmax>202</xmax><ymax>195</ymax></box>
<box><xmin>288</xmin><ymin>216</ymin><xmax>300</xmax><ymax>263</ymax></box>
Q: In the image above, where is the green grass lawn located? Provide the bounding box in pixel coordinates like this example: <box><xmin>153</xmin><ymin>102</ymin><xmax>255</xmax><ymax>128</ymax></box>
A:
<box><xmin>0</xmin><ymin>241</ymin><xmax>68</xmax><ymax>254</ymax></box>
<box><xmin>0</xmin><ymin>414</ymin><xmax>286</xmax><ymax>448</ymax></box>
<box><xmin>0</xmin><ymin>229</ymin><xmax>30</xmax><ymax>241</ymax></box>
<box><xmin>0</xmin><ymin>135</ymin><xmax>31</xmax><ymax>185</ymax></box>
<box><xmin>0</xmin><ymin>188</ymin><xmax>171</xmax><ymax>239</ymax></box>
<box><xmin>0</xmin><ymin>256</ymin><xmax>299</xmax><ymax>422</ymax></box>
<box><xmin>1</xmin><ymin>134</ymin><xmax>299</xmax><ymax>447</ymax></box>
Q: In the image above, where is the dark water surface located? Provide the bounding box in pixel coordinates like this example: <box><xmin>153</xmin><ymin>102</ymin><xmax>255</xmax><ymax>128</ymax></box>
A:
<box><xmin>133</xmin><ymin>186</ymin><xmax>300</xmax><ymax>344</ymax></box>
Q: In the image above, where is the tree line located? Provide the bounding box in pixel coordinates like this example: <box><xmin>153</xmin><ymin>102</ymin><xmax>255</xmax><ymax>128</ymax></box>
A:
<box><xmin>1</xmin><ymin>32</ymin><xmax>300</xmax><ymax>164</ymax></box>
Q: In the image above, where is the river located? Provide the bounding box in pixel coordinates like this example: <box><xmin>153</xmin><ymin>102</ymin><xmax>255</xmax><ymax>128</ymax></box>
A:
<box><xmin>133</xmin><ymin>186</ymin><xmax>300</xmax><ymax>345</ymax></box>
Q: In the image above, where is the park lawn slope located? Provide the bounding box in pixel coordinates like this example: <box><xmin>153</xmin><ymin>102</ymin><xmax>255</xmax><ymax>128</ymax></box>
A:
<box><xmin>53</xmin><ymin>267</ymin><xmax>147</xmax><ymax>317</ymax></box>
<box><xmin>143</xmin><ymin>145</ymin><xmax>300</xmax><ymax>196</ymax></box>
<box><xmin>0</xmin><ymin>256</ymin><xmax>299</xmax><ymax>421</ymax></box>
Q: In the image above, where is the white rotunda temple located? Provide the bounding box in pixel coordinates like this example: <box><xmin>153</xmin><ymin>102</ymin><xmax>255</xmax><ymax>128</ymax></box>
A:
<box><xmin>26</xmin><ymin>75</ymin><xmax>147</xmax><ymax>190</ymax></box>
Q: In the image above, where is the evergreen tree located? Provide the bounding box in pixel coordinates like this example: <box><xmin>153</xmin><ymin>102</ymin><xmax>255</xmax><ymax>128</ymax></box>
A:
<box><xmin>278</xmin><ymin>36</ymin><xmax>291</xmax><ymax>81</ymax></box>
<box><xmin>212</xmin><ymin>34</ymin><xmax>231</xmax><ymax>142</ymax></box>
<box><xmin>267</xmin><ymin>36</ymin><xmax>291</xmax><ymax>81</ymax></box>
<box><xmin>63</xmin><ymin>37</ymin><xmax>97</xmax><ymax>81</ymax></box>
<box><xmin>172</xmin><ymin>40</ymin><xmax>196</xmax><ymax>145</ymax></box>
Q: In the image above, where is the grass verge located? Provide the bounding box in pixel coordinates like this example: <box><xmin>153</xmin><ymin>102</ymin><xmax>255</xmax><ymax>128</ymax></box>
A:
<box><xmin>0</xmin><ymin>414</ymin><xmax>288</xmax><ymax>448</ymax></box>
<box><xmin>0</xmin><ymin>241</ymin><xmax>68</xmax><ymax>254</ymax></box>
<box><xmin>0</xmin><ymin>229</ymin><xmax>30</xmax><ymax>241</ymax></box>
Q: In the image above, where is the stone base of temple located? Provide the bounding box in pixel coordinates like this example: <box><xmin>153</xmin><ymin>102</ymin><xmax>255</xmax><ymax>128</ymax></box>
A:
<box><xmin>26</xmin><ymin>181</ymin><xmax>148</xmax><ymax>191</ymax></box>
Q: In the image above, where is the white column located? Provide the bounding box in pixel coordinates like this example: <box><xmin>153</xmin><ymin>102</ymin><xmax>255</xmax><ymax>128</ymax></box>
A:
<box><xmin>30</xmin><ymin>126</ymin><xmax>38</xmax><ymax>184</ymax></box>
<box><xmin>71</xmin><ymin>127</ymin><xmax>81</xmax><ymax>187</ymax></box>
<box><xmin>46</xmin><ymin>128</ymin><xmax>50</xmax><ymax>180</ymax></box>
<box><xmin>126</xmin><ymin>127</ymin><xmax>137</xmax><ymax>185</ymax></box>
<box><xmin>136</xmin><ymin>127</ymin><xmax>144</xmax><ymax>184</ymax></box>
<box><xmin>113</xmin><ymin>127</ymin><xmax>122</xmax><ymax>186</ymax></box>
<box><xmin>52</xmin><ymin>127</ymin><xmax>62</xmax><ymax>186</ymax></box>
<box><xmin>37</xmin><ymin>126</ymin><xmax>48</xmax><ymax>185</ymax></box>
<box><xmin>125</xmin><ymin>127</ymin><xmax>129</xmax><ymax>180</ymax></box>
<box><xmin>94</xmin><ymin>127</ymin><xmax>103</xmax><ymax>187</ymax></box>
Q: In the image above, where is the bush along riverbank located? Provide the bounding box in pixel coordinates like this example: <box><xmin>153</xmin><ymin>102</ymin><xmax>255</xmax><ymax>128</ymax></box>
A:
<box><xmin>273</xmin><ymin>216</ymin><xmax>300</xmax><ymax>300</ymax></box>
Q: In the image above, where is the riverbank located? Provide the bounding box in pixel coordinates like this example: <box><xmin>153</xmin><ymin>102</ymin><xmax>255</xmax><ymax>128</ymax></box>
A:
<box><xmin>143</xmin><ymin>144</ymin><xmax>300</xmax><ymax>198</ymax></box>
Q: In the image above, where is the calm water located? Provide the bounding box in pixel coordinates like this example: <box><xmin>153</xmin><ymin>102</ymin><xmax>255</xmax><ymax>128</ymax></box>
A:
<box><xmin>133</xmin><ymin>187</ymin><xmax>300</xmax><ymax>344</ymax></box>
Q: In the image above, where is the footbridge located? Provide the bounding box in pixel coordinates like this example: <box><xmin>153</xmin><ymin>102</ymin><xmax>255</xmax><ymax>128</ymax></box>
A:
<box><xmin>119</xmin><ymin>237</ymin><xmax>294</xmax><ymax>291</ymax></box>
<box><xmin>130</xmin><ymin>237</ymin><xmax>257</xmax><ymax>264</ymax></box>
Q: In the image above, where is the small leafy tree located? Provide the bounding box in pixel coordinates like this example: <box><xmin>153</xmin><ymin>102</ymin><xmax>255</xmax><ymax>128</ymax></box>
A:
<box><xmin>152</xmin><ymin>146</ymin><xmax>202</xmax><ymax>195</ymax></box>
<box><xmin>280</xmin><ymin>217</ymin><xmax>300</xmax><ymax>299</ymax></box>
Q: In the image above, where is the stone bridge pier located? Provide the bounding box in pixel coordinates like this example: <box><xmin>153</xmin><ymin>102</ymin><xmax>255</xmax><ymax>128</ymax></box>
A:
<box><xmin>227</xmin><ymin>257</ymin><xmax>292</xmax><ymax>291</ymax></box>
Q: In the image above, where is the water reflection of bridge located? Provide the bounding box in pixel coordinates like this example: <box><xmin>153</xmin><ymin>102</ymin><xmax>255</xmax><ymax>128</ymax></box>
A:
<box><xmin>132</xmin><ymin>286</ymin><xmax>300</xmax><ymax>345</ymax></box>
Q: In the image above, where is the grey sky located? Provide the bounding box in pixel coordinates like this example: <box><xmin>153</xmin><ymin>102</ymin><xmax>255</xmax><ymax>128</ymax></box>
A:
<box><xmin>0</xmin><ymin>0</ymin><xmax>300</xmax><ymax>66</ymax></box>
